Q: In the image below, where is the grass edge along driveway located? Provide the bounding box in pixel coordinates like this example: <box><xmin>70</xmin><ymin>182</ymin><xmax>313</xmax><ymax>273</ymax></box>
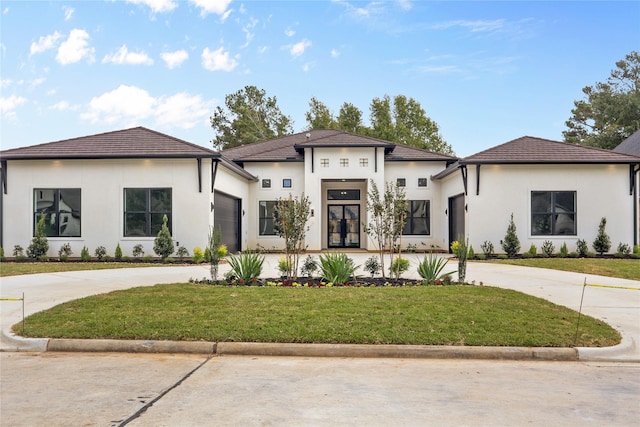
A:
<box><xmin>16</xmin><ymin>284</ymin><xmax>620</xmax><ymax>348</ymax></box>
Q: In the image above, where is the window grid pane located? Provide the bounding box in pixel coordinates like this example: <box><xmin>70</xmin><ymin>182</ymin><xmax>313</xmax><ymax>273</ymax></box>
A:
<box><xmin>124</xmin><ymin>188</ymin><xmax>171</xmax><ymax>237</ymax></box>
<box><xmin>33</xmin><ymin>188</ymin><xmax>81</xmax><ymax>237</ymax></box>
<box><xmin>531</xmin><ymin>191</ymin><xmax>576</xmax><ymax>236</ymax></box>
<box><xmin>259</xmin><ymin>201</ymin><xmax>277</xmax><ymax>235</ymax></box>
<box><xmin>402</xmin><ymin>200</ymin><xmax>430</xmax><ymax>235</ymax></box>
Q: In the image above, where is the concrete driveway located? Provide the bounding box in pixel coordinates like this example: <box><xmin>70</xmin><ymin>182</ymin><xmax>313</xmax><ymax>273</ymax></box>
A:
<box><xmin>1</xmin><ymin>255</ymin><xmax>639</xmax><ymax>360</ymax></box>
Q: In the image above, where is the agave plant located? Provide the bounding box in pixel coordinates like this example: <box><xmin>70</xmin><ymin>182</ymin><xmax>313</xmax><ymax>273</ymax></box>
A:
<box><xmin>417</xmin><ymin>253</ymin><xmax>455</xmax><ymax>283</ymax></box>
<box><xmin>227</xmin><ymin>251</ymin><xmax>265</xmax><ymax>282</ymax></box>
<box><xmin>318</xmin><ymin>252</ymin><xmax>359</xmax><ymax>285</ymax></box>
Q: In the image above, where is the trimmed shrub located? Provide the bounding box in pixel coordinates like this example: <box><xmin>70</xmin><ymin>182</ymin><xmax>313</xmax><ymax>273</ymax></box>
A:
<box><xmin>389</xmin><ymin>256</ymin><xmax>410</xmax><ymax>278</ymax></box>
<box><xmin>132</xmin><ymin>244</ymin><xmax>144</xmax><ymax>258</ymax></box>
<box><xmin>501</xmin><ymin>213</ymin><xmax>520</xmax><ymax>258</ymax></box>
<box><xmin>80</xmin><ymin>246</ymin><xmax>91</xmax><ymax>262</ymax></box>
<box><xmin>593</xmin><ymin>217</ymin><xmax>611</xmax><ymax>255</ymax></box>
<box><xmin>114</xmin><ymin>244</ymin><xmax>123</xmax><ymax>260</ymax></box>
<box><xmin>528</xmin><ymin>244</ymin><xmax>537</xmax><ymax>256</ymax></box>
<box><xmin>58</xmin><ymin>243</ymin><xmax>73</xmax><ymax>261</ymax></box>
<box><xmin>616</xmin><ymin>243</ymin><xmax>631</xmax><ymax>258</ymax></box>
<box><xmin>559</xmin><ymin>242</ymin><xmax>569</xmax><ymax>258</ymax></box>
<box><xmin>153</xmin><ymin>215</ymin><xmax>174</xmax><ymax>260</ymax></box>
<box><xmin>541</xmin><ymin>240</ymin><xmax>554</xmax><ymax>257</ymax></box>
<box><xmin>94</xmin><ymin>246</ymin><xmax>107</xmax><ymax>261</ymax></box>
<box><xmin>27</xmin><ymin>214</ymin><xmax>49</xmax><ymax>259</ymax></box>
<box><xmin>301</xmin><ymin>255</ymin><xmax>318</xmax><ymax>278</ymax></box>
<box><xmin>481</xmin><ymin>240</ymin><xmax>494</xmax><ymax>258</ymax></box>
<box><xmin>576</xmin><ymin>239</ymin><xmax>589</xmax><ymax>257</ymax></box>
<box><xmin>192</xmin><ymin>247</ymin><xmax>204</xmax><ymax>263</ymax></box>
<box><xmin>364</xmin><ymin>256</ymin><xmax>381</xmax><ymax>277</ymax></box>
<box><xmin>176</xmin><ymin>246</ymin><xmax>189</xmax><ymax>261</ymax></box>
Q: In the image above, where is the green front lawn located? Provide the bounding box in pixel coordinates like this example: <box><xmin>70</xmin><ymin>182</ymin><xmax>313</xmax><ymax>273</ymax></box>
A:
<box><xmin>16</xmin><ymin>284</ymin><xmax>619</xmax><ymax>348</ymax></box>
<box><xmin>489</xmin><ymin>258</ymin><xmax>640</xmax><ymax>281</ymax></box>
<box><xmin>0</xmin><ymin>262</ymin><xmax>171</xmax><ymax>277</ymax></box>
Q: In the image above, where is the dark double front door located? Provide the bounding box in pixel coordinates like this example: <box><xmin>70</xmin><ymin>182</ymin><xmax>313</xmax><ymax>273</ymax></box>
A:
<box><xmin>328</xmin><ymin>204</ymin><xmax>360</xmax><ymax>248</ymax></box>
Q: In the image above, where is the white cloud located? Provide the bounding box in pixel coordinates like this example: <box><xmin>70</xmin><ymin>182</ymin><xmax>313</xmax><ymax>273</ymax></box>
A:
<box><xmin>56</xmin><ymin>29</ymin><xmax>95</xmax><ymax>65</ymax></box>
<box><xmin>102</xmin><ymin>45</ymin><xmax>154</xmax><ymax>65</ymax></box>
<box><xmin>285</xmin><ymin>28</ymin><xmax>295</xmax><ymax>37</ymax></box>
<box><xmin>30</xmin><ymin>78</ymin><xmax>46</xmax><ymax>89</ymax></box>
<box><xmin>30</xmin><ymin>31</ymin><xmax>63</xmax><ymax>55</ymax></box>
<box><xmin>0</xmin><ymin>95</ymin><xmax>27</xmax><ymax>119</ymax></box>
<box><xmin>241</xmin><ymin>17</ymin><xmax>258</xmax><ymax>48</ymax></box>
<box><xmin>80</xmin><ymin>85</ymin><xmax>211</xmax><ymax>130</ymax></box>
<box><xmin>161</xmin><ymin>49</ymin><xmax>189</xmax><ymax>68</ymax></box>
<box><xmin>396</xmin><ymin>0</ymin><xmax>412</xmax><ymax>11</ymax></box>
<box><xmin>331</xmin><ymin>49</ymin><xmax>340</xmax><ymax>58</ymax></box>
<box><xmin>289</xmin><ymin>39</ymin><xmax>311</xmax><ymax>57</ymax></box>
<box><xmin>201</xmin><ymin>47</ymin><xmax>237</xmax><ymax>71</ymax></box>
<box><xmin>81</xmin><ymin>85</ymin><xmax>156</xmax><ymax>124</ymax></box>
<box><xmin>1</xmin><ymin>79</ymin><xmax>12</xmax><ymax>89</ymax></box>
<box><xmin>429</xmin><ymin>19</ymin><xmax>506</xmax><ymax>33</ymax></box>
<box><xmin>126</xmin><ymin>0</ymin><xmax>177</xmax><ymax>14</ymax></box>
<box><xmin>49</xmin><ymin>101</ymin><xmax>70</xmax><ymax>111</ymax></box>
<box><xmin>155</xmin><ymin>92</ymin><xmax>211</xmax><ymax>129</ymax></box>
<box><xmin>63</xmin><ymin>6</ymin><xmax>74</xmax><ymax>20</ymax></box>
<box><xmin>189</xmin><ymin>0</ymin><xmax>232</xmax><ymax>18</ymax></box>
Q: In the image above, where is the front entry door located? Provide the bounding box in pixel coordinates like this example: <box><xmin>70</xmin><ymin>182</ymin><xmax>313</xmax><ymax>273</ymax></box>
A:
<box><xmin>328</xmin><ymin>205</ymin><xmax>360</xmax><ymax>248</ymax></box>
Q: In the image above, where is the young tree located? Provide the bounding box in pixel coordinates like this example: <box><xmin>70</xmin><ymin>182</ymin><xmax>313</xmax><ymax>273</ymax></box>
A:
<box><xmin>207</xmin><ymin>226</ymin><xmax>227</xmax><ymax>281</ymax></box>
<box><xmin>153</xmin><ymin>215</ymin><xmax>174</xmax><ymax>260</ymax></box>
<box><xmin>27</xmin><ymin>214</ymin><xmax>49</xmax><ymax>259</ymax></box>
<box><xmin>563</xmin><ymin>51</ymin><xmax>640</xmax><ymax>150</ymax></box>
<box><xmin>593</xmin><ymin>217</ymin><xmax>612</xmax><ymax>255</ymax></box>
<box><xmin>275</xmin><ymin>193</ymin><xmax>311</xmax><ymax>279</ymax></box>
<box><xmin>363</xmin><ymin>180</ymin><xmax>408</xmax><ymax>278</ymax></box>
<box><xmin>211</xmin><ymin>85</ymin><xmax>294</xmax><ymax>150</ymax></box>
<box><xmin>501</xmin><ymin>213</ymin><xmax>521</xmax><ymax>258</ymax></box>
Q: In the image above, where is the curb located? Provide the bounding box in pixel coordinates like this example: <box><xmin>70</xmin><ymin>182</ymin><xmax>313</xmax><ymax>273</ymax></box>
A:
<box><xmin>39</xmin><ymin>338</ymin><xmax>579</xmax><ymax>361</ymax></box>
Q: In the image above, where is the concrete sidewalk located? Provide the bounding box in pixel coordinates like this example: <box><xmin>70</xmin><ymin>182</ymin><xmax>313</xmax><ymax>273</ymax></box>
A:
<box><xmin>1</xmin><ymin>254</ymin><xmax>638</xmax><ymax>361</ymax></box>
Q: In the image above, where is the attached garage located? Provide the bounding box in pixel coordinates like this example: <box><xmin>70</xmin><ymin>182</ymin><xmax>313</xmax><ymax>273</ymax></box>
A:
<box><xmin>214</xmin><ymin>190</ymin><xmax>241</xmax><ymax>254</ymax></box>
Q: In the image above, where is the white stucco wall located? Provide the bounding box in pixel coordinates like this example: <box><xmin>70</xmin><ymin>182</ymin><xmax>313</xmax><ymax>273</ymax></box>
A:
<box><xmin>3</xmin><ymin>158</ymin><xmax>222</xmax><ymax>258</ymax></box>
<box><xmin>460</xmin><ymin>164</ymin><xmax>634</xmax><ymax>254</ymax></box>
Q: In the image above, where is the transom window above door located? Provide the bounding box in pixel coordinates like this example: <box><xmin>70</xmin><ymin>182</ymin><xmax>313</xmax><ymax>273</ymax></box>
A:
<box><xmin>327</xmin><ymin>189</ymin><xmax>360</xmax><ymax>200</ymax></box>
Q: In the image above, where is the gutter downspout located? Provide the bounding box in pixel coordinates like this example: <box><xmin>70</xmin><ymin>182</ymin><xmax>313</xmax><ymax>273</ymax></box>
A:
<box><xmin>0</xmin><ymin>160</ymin><xmax>6</xmax><ymax>249</ymax></box>
<box><xmin>211</xmin><ymin>159</ymin><xmax>219</xmax><ymax>193</ymax></box>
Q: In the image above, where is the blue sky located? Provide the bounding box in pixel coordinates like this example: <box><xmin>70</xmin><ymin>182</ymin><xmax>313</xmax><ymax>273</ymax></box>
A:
<box><xmin>1</xmin><ymin>1</ymin><xmax>638</xmax><ymax>156</ymax></box>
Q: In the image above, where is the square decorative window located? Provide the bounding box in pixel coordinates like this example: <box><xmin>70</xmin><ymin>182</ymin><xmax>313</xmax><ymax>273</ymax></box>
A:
<box><xmin>418</xmin><ymin>178</ymin><xmax>428</xmax><ymax>187</ymax></box>
<box><xmin>340</xmin><ymin>158</ymin><xmax>349</xmax><ymax>167</ymax></box>
<box><xmin>531</xmin><ymin>191</ymin><xmax>577</xmax><ymax>235</ymax></box>
<box><xmin>397</xmin><ymin>178</ymin><xmax>406</xmax><ymax>187</ymax></box>
<box><xmin>258</xmin><ymin>200</ymin><xmax>278</xmax><ymax>235</ymax></box>
<box><xmin>359</xmin><ymin>158</ymin><xmax>368</xmax><ymax>167</ymax></box>
<box><xmin>320</xmin><ymin>159</ymin><xmax>329</xmax><ymax>167</ymax></box>
<box><xmin>262</xmin><ymin>179</ymin><xmax>271</xmax><ymax>188</ymax></box>
<box><xmin>402</xmin><ymin>200</ymin><xmax>430</xmax><ymax>235</ymax></box>
<box><xmin>123</xmin><ymin>188</ymin><xmax>172</xmax><ymax>237</ymax></box>
<box><xmin>282</xmin><ymin>178</ymin><xmax>292</xmax><ymax>188</ymax></box>
<box><xmin>33</xmin><ymin>188</ymin><xmax>81</xmax><ymax>237</ymax></box>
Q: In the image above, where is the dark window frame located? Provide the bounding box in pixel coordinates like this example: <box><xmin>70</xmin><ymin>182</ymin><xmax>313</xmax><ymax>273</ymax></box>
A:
<box><xmin>33</xmin><ymin>188</ymin><xmax>81</xmax><ymax>237</ymax></box>
<box><xmin>531</xmin><ymin>191</ymin><xmax>577</xmax><ymax>236</ymax></box>
<box><xmin>258</xmin><ymin>200</ymin><xmax>278</xmax><ymax>236</ymax></box>
<box><xmin>261</xmin><ymin>179</ymin><xmax>271</xmax><ymax>188</ymax></box>
<box><xmin>123</xmin><ymin>188</ymin><xmax>172</xmax><ymax>237</ymax></box>
<box><xmin>402</xmin><ymin>200</ymin><xmax>430</xmax><ymax>235</ymax></box>
<box><xmin>282</xmin><ymin>178</ymin><xmax>292</xmax><ymax>188</ymax></box>
<box><xmin>397</xmin><ymin>178</ymin><xmax>406</xmax><ymax>187</ymax></box>
<box><xmin>418</xmin><ymin>178</ymin><xmax>428</xmax><ymax>187</ymax></box>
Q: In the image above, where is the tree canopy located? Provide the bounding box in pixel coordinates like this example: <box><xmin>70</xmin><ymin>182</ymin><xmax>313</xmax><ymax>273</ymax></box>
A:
<box><xmin>563</xmin><ymin>51</ymin><xmax>640</xmax><ymax>150</ymax></box>
<box><xmin>210</xmin><ymin>85</ymin><xmax>294</xmax><ymax>150</ymax></box>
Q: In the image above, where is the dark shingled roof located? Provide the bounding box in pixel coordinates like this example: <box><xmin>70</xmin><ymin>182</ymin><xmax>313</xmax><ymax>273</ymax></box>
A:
<box><xmin>0</xmin><ymin>126</ymin><xmax>220</xmax><ymax>160</ymax></box>
<box><xmin>222</xmin><ymin>129</ymin><xmax>457</xmax><ymax>163</ymax></box>
<box><xmin>461</xmin><ymin>136</ymin><xmax>640</xmax><ymax>164</ymax></box>
<box><xmin>613</xmin><ymin>129</ymin><xmax>640</xmax><ymax>157</ymax></box>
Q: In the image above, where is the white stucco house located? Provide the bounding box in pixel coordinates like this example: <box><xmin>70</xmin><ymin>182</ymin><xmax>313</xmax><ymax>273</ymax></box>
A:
<box><xmin>1</xmin><ymin>127</ymin><xmax>638</xmax><ymax>257</ymax></box>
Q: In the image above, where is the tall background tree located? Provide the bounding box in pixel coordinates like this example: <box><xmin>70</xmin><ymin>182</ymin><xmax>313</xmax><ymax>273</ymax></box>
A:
<box><xmin>210</xmin><ymin>85</ymin><xmax>294</xmax><ymax>150</ymax></box>
<box><xmin>563</xmin><ymin>51</ymin><xmax>640</xmax><ymax>150</ymax></box>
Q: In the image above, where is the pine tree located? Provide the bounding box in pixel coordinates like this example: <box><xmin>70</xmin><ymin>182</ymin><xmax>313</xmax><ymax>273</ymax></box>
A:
<box><xmin>153</xmin><ymin>215</ymin><xmax>174</xmax><ymax>260</ymax></box>
<box><xmin>593</xmin><ymin>217</ymin><xmax>611</xmax><ymax>255</ymax></box>
<box><xmin>27</xmin><ymin>214</ymin><xmax>49</xmax><ymax>259</ymax></box>
<box><xmin>501</xmin><ymin>213</ymin><xmax>521</xmax><ymax>258</ymax></box>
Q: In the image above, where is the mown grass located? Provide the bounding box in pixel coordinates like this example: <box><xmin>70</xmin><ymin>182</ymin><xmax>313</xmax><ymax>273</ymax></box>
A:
<box><xmin>16</xmin><ymin>284</ymin><xmax>620</xmax><ymax>347</ymax></box>
<box><xmin>489</xmin><ymin>258</ymin><xmax>640</xmax><ymax>281</ymax></box>
<box><xmin>0</xmin><ymin>262</ymin><xmax>170</xmax><ymax>277</ymax></box>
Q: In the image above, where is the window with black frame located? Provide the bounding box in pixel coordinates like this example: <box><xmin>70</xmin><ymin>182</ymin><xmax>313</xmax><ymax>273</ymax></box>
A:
<box><xmin>259</xmin><ymin>200</ymin><xmax>278</xmax><ymax>235</ymax></box>
<box><xmin>531</xmin><ymin>191</ymin><xmax>576</xmax><ymax>235</ymax></box>
<box><xmin>403</xmin><ymin>200</ymin><xmax>430</xmax><ymax>235</ymax></box>
<box><xmin>124</xmin><ymin>188</ymin><xmax>172</xmax><ymax>237</ymax></box>
<box><xmin>33</xmin><ymin>189</ymin><xmax>81</xmax><ymax>237</ymax></box>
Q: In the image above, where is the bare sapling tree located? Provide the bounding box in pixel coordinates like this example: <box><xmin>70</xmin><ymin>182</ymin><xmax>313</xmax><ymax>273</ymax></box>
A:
<box><xmin>275</xmin><ymin>193</ymin><xmax>311</xmax><ymax>279</ymax></box>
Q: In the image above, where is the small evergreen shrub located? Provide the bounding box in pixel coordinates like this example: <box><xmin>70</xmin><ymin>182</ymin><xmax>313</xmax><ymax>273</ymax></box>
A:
<box><xmin>568</xmin><ymin>252</ymin><xmax>579</xmax><ymax>258</ymax></box>
<box><xmin>132</xmin><ymin>244</ymin><xmax>144</xmax><ymax>258</ymax></box>
<box><xmin>592</xmin><ymin>217</ymin><xmax>611</xmax><ymax>255</ymax></box>
<box><xmin>616</xmin><ymin>243</ymin><xmax>631</xmax><ymax>258</ymax></box>
<box><xmin>528</xmin><ymin>244</ymin><xmax>537</xmax><ymax>256</ymax></box>
<box><xmin>501</xmin><ymin>213</ymin><xmax>520</xmax><ymax>258</ymax></box>
<box><xmin>94</xmin><ymin>246</ymin><xmax>107</xmax><ymax>261</ymax></box>
<box><xmin>301</xmin><ymin>255</ymin><xmax>318</xmax><ymax>278</ymax></box>
<box><xmin>576</xmin><ymin>239</ymin><xmax>589</xmax><ymax>257</ymax></box>
<box><xmin>27</xmin><ymin>214</ymin><xmax>49</xmax><ymax>259</ymax></box>
<box><xmin>153</xmin><ymin>215</ymin><xmax>174</xmax><ymax>260</ymax></box>
<box><xmin>80</xmin><ymin>246</ymin><xmax>91</xmax><ymax>262</ymax></box>
<box><xmin>0</xmin><ymin>247</ymin><xmax>5</xmax><ymax>262</ymax></box>
<box><xmin>559</xmin><ymin>242</ymin><xmax>569</xmax><ymax>258</ymax></box>
<box><xmin>364</xmin><ymin>256</ymin><xmax>381</xmax><ymax>277</ymax></box>
<box><xmin>521</xmin><ymin>252</ymin><xmax>534</xmax><ymax>259</ymax></box>
<box><xmin>468</xmin><ymin>246</ymin><xmax>475</xmax><ymax>259</ymax></box>
<box><xmin>634</xmin><ymin>245</ymin><xmax>640</xmax><ymax>255</ymax></box>
<box><xmin>114</xmin><ymin>243</ymin><xmax>123</xmax><ymax>260</ymax></box>
<box><xmin>204</xmin><ymin>247</ymin><xmax>212</xmax><ymax>263</ymax></box>
<box><xmin>176</xmin><ymin>246</ymin><xmax>189</xmax><ymax>261</ymax></box>
<box><xmin>192</xmin><ymin>247</ymin><xmax>204</xmax><ymax>263</ymax></box>
<box><xmin>58</xmin><ymin>243</ymin><xmax>73</xmax><ymax>261</ymax></box>
<box><xmin>13</xmin><ymin>245</ymin><xmax>24</xmax><ymax>257</ymax></box>
<box><xmin>143</xmin><ymin>255</ymin><xmax>153</xmax><ymax>263</ymax></box>
<box><xmin>541</xmin><ymin>240</ymin><xmax>555</xmax><ymax>257</ymax></box>
<box><xmin>481</xmin><ymin>240</ymin><xmax>494</xmax><ymax>257</ymax></box>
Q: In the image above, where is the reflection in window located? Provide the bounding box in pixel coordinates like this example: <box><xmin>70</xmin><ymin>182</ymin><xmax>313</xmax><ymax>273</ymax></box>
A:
<box><xmin>259</xmin><ymin>201</ymin><xmax>277</xmax><ymax>235</ymax></box>
<box><xmin>124</xmin><ymin>188</ymin><xmax>172</xmax><ymax>237</ymax></box>
<box><xmin>403</xmin><ymin>200</ymin><xmax>430</xmax><ymax>235</ymax></box>
<box><xmin>34</xmin><ymin>189</ymin><xmax>81</xmax><ymax>237</ymax></box>
<box><xmin>531</xmin><ymin>191</ymin><xmax>576</xmax><ymax>235</ymax></box>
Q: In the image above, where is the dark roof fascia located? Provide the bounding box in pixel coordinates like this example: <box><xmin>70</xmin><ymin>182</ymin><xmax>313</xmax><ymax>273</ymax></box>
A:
<box><xmin>218</xmin><ymin>156</ymin><xmax>258</xmax><ymax>182</ymax></box>
<box><xmin>234</xmin><ymin>158</ymin><xmax>304</xmax><ymax>163</ymax></box>
<box><xmin>459</xmin><ymin>159</ymin><xmax>640</xmax><ymax>166</ymax></box>
<box><xmin>431</xmin><ymin>161</ymin><xmax>461</xmax><ymax>180</ymax></box>
<box><xmin>385</xmin><ymin>157</ymin><xmax>458</xmax><ymax>164</ymax></box>
<box><xmin>0</xmin><ymin>153</ymin><xmax>221</xmax><ymax>161</ymax></box>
